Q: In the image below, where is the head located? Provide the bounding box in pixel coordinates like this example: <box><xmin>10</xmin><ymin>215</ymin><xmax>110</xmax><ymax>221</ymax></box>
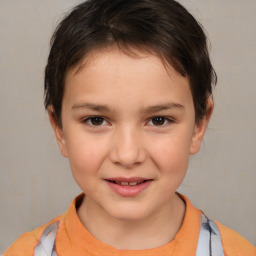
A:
<box><xmin>45</xmin><ymin>0</ymin><xmax>216</xmax><ymax>223</ymax></box>
<box><xmin>44</xmin><ymin>0</ymin><xmax>216</xmax><ymax>127</ymax></box>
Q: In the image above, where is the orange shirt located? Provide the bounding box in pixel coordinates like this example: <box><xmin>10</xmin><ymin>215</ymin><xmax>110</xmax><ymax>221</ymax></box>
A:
<box><xmin>4</xmin><ymin>194</ymin><xmax>256</xmax><ymax>256</ymax></box>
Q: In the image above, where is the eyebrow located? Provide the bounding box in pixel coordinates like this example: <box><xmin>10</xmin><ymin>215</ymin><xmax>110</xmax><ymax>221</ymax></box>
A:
<box><xmin>141</xmin><ymin>103</ymin><xmax>184</xmax><ymax>114</ymax></box>
<box><xmin>72</xmin><ymin>103</ymin><xmax>113</xmax><ymax>113</ymax></box>
<box><xmin>72</xmin><ymin>102</ymin><xmax>184</xmax><ymax>114</ymax></box>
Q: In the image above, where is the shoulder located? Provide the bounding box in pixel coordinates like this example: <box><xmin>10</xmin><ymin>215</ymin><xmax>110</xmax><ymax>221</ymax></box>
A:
<box><xmin>4</xmin><ymin>215</ymin><xmax>63</xmax><ymax>256</ymax></box>
<box><xmin>215</xmin><ymin>221</ymin><xmax>256</xmax><ymax>256</ymax></box>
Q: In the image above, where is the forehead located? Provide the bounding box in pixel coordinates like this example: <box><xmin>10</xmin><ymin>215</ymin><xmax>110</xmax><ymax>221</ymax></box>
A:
<box><xmin>69</xmin><ymin>45</ymin><xmax>186</xmax><ymax>80</ymax></box>
<box><xmin>64</xmin><ymin>47</ymin><xmax>193</xmax><ymax>111</ymax></box>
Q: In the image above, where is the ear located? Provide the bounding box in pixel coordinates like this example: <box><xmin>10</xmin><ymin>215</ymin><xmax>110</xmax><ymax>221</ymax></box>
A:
<box><xmin>190</xmin><ymin>98</ymin><xmax>214</xmax><ymax>155</ymax></box>
<box><xmin>48</xmin><ymin>107</ymin><xmax>68</xmax><ymax>158</ymax></box>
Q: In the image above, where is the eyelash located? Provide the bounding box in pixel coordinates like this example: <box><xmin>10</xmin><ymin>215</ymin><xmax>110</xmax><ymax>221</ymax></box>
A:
<box><xmin>147</xmin><ymin>116</ymin><xmax>174</xmax><ymax>126</ymax></box>
<box><xmin>82</xmin><ymin>116</ymin><xmax>109</xmax><ymax>126</ymax></box>
<box><xmin>82</xmin><ymin>116</ymin><xmax>174</xmax><ymax>127</ymax></box>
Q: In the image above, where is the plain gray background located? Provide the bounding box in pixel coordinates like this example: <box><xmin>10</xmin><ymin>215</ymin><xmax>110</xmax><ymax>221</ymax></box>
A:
<box><xmin>0</xmin><ymin>0</ymin><xmax>255</xmax><ymax>253</ymax></box>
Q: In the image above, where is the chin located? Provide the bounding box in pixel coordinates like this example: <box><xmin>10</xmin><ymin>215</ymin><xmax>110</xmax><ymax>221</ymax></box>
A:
<box><xmin>107</xmin><ymin>204</ymin><xmax>151</xmax><ymax>222</ymax></box>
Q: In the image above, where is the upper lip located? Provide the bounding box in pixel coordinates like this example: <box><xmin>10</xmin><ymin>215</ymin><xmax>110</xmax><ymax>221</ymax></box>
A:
<box><xmin>105</xmin><ymin>177</ymin><xmax>152</xmax><ymax>182</ymax></box>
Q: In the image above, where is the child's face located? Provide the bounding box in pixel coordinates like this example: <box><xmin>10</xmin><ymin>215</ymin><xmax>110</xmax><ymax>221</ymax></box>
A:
<box><xmin>50</xmin><ymin>47</ymin><xmax>211</xmax><ymax>221</ymax></box>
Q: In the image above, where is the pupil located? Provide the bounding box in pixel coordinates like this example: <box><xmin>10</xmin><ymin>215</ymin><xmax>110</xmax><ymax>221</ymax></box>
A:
<box><xmin>152</xmin><ymin>117</ymin><xmax>165</xmax><ymax>125</ymax></box>
<box><xmin>91</xmin><ymin>117</ymin><xmax>103</xmax><ymax>125</ymax></box>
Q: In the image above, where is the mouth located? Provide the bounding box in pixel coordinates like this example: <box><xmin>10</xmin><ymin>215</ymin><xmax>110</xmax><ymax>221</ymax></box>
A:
<box><xmin>105</xmin><ymin>177</ymin><xmax>153</xmax><ymax>196</ymax></box>
<box><xmin>106</xmin><ymin>177</ymin><xmax>152</xmax><ymax>186</ymax></box>
<box><xmin>107</xmin><ymin>180</ymin><xmax>147</xmax><ymax>186</ymax></box>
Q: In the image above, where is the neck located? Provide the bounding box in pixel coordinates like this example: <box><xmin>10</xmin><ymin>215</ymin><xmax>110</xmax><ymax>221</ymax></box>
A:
<box><xmin>77</xmin><ymin>194</ymin><xmax>186</xmax><ymax>250</ymax></box>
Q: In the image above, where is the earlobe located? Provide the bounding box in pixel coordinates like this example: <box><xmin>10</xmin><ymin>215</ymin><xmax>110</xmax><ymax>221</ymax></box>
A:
<box><xmin>190</xmin><ymin>98</ymin><xmax>214</xmax><ymax>155</ymax></box>
<box><xmin>48</xmin><ymin>107</ymin><xmax>68</xmax><ymax>158</ymax></box>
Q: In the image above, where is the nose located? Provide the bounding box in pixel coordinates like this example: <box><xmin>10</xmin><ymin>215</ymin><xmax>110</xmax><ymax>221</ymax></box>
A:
<box><xmin>109</xmin><ymin>127</ymin><xmax>146</xmax><ymax>169</ymax></box>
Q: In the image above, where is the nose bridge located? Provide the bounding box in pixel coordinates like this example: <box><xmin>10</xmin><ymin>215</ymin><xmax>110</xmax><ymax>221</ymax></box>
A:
<box><xmin>110</xmin><ymin>124</ymin><xmax>146</xmax><ymax>168</ymax></box>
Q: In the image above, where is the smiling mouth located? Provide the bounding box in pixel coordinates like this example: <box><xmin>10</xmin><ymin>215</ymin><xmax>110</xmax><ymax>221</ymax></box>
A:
<box><xmin>105</xmin><ymin>178</ymin><xmax>153</xmax><ymax>196</ymax></box>
<box><xmin>107</xmin><ymin>180</ymin><xmax>147</xmax><ymax>186</ymax></box>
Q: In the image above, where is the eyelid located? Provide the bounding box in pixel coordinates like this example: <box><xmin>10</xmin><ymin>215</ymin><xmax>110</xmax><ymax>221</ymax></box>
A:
<box><xmin>146</xmin><ymin>116</ymin><xmax>175</xmax><ymax>126</ymax></box>
<box><xmin>82</xmin><ymin>116</ymin><xmax>110</xmax><ymax>126</ymax></box>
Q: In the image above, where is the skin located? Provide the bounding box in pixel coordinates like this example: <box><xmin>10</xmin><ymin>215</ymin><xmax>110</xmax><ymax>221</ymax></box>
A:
<box><xmin>49</xmin><ymin>47</ymin><xmax>213</xmax><ymax>250</ymax></box>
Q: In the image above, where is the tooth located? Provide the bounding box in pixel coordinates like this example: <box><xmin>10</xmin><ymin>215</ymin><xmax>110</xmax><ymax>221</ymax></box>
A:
<box><xmin>129</xmin><ymin>182</ymin><xmax>138</xmax><ymax>186</ymax></box>
<box><xmin>121</xmin><ymin>182</ymin><xmax>129</xmax><ymax>186</ymax></box>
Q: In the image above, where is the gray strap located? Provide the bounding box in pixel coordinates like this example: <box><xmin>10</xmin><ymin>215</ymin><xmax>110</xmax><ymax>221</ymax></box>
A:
<box><xmin>196</xmin><ymin>214</ymin><xmax>224</xmax><ymax>256</ymax></box>
<box><xmin>34</xmin><ymin>221</ymin><xmax>59</xmax><ymax>256</ymax></box>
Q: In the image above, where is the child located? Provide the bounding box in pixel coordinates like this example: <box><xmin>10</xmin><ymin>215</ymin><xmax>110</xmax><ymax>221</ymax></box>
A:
<box><xmin>4</xmin><ymin>0</ymin><xmax>255</xmax><ymax>255</ymax></box>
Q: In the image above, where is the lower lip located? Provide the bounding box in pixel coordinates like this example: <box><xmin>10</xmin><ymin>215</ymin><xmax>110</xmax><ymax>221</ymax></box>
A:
<box><xmin>105</xmin><ymin>180</ymin><xmax>152</xmax><ymax>197</ymax></box>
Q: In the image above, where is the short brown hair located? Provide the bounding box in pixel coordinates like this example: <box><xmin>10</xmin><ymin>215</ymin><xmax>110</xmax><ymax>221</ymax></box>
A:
<box><xmin>44</xmin><ymin>0</ymin><xmax>217</xmax><ymax>126</ymax></box>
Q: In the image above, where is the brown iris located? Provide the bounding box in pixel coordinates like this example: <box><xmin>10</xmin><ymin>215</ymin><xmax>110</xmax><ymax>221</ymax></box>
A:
<box><xmin>152</xmin><ymin>117</ymin><xmax>165</xmax><ymax>126</ymax></box>
<box><xmin>90</xmin><ymin>117</ymin><xmax>104</xmax><ymax>125</ymax></box>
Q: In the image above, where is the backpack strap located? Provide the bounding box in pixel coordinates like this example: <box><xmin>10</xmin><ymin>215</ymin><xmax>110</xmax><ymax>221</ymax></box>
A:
<box><xmin>196</xmin><ymin>213</ymin><xmax>224</xmax><ymax>256</ymax></box>
<box><xmin>34</xmin><ymin>221</ymin><xmax>59</xmax><ymax>256</ymax></box>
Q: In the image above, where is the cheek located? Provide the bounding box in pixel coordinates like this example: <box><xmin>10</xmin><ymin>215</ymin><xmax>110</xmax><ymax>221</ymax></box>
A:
<box><xmin>150</xmin><ymin>133</ymin><xmax>191</xmax><ymax>174</ymax></box>
<box><xmin>65</xmin><ymin>134</ymin><xmax>109</xmax><ymax>177</ymax></box>
<box><xmin>66</xmin><ymin>137</ymin><xmax>109</xmax><ymax>195</ymax></box>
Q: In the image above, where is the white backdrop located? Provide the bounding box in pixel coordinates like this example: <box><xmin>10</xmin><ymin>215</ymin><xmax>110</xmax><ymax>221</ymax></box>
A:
<box><xmin>0</xmin><ymin>0</ymin><xmax>255</xmax><ymax>252</ymax></box>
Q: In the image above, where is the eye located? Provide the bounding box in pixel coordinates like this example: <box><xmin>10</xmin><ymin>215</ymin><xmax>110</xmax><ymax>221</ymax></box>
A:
<box><xmin>147</xmin><ymin>117</ymin><xmax>172</xmax><ymax>126</ymax></box>
<box><xmin>83</xmin><ymin>116</ymin><xmax>108</xmax><ymax>126</ymax></box>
